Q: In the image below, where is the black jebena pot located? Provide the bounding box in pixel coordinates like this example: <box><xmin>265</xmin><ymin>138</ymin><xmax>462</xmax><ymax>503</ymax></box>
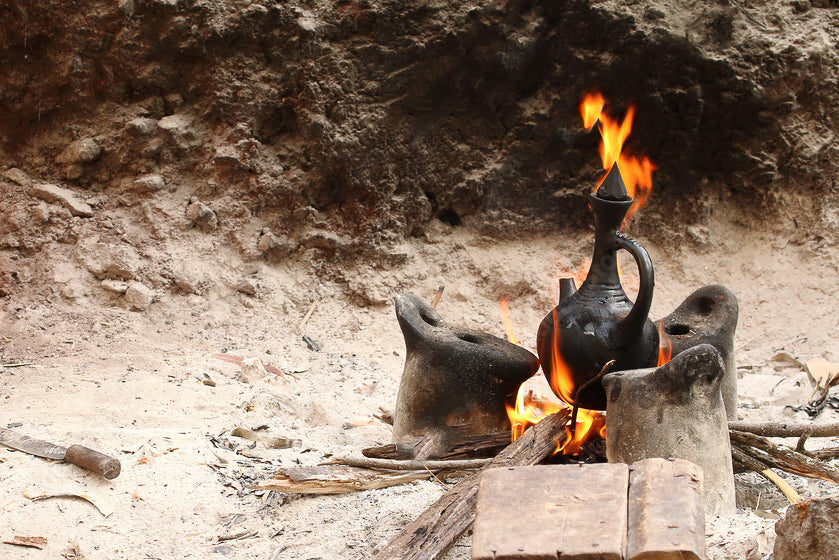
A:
<box><xmin>536</xmin><ymin>163</ymin><xmax>659</xmax><ymax>410</ymax></box>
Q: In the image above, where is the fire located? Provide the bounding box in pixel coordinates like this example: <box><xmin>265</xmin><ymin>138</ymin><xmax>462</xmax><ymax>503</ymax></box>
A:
<box><xmin>657</xmin><ymin>324</ymin><xmax>673</xmax><ymax>367</ymax></box>
<box><xmin>556</xmin><ymin>408</ymin><xmax>606</xmax><ymax>455</ymax></box>
<box><xmin>500</xmin><ymin>296</ymin><xmax>605</xmax><ymax>455</ymax></box>
<box><xmin>580</xmin><ymin>93</ymin><xmax>656</xmax><ymax>219</ymax></box>
<box><xmin>506</xmin><ymin>389</ymin><xmax>566</xmax><ymax>441</ymax></box>
<box><xmin>497</xmin><ymin>297</ymin><xmax>518</xmax><ymax>345</ymax></box>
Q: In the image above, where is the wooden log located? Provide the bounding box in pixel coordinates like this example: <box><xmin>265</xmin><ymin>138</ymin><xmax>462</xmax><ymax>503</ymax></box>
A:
<box><xmin>730</xmin><ymin>430</ymin><xmax>839</xmax><ymax>483</ymax></box>
<box><xmin>728</xmin><ymin>421</ymin><xmax>839</xmax><ymax>438</ymax></box>
<box><xmin>471</xmin><ymin>463</ymin><xmax>628</xmax><ymax>560</ymax></box>
<box><xmin>372</xmin><ymin>409</ymin><xmax>571</xmax><ymax>560</ymax></box>
<box><xmin>362</xmin><ymin>431</ymin><xmax>512</xmax><ymax>460</ymax></box>
<box><xmin>333</xmin><ymin>457</ymin><xmax>492</xmax><ymax>471</ymax></box>
<box><xmin>626</xmin><ymin>459</ymin><xmax>705</xmax><ymax>560</ymax></box>
<box><xmin>254</xmin><ymin>466</ymin><xmax>430</xmax><ymax>494</ymax></box>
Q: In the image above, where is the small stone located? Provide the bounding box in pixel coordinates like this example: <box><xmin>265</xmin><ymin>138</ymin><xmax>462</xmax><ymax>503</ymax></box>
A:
<box><xmin>164</xmin><ymin>93</ymin><xmax>184</xmax><ymax>111</ymax></box>
<box><xmin>56</xmin><ymin>138</ymin><xmax>102</xmax><ymax>164</ymax></box>
<box><xmin>3</xmin><ymin>168</ymin><xmax>32</xmax><ymax>187</ymax></box>
<box><xmin>299</xmin><ymin>229</ymin><xmax>348</xmax><ymax>252</ymax></box>
<box><xmin>124</xmin><ymin>282</ymin><xmax>154</xmax><ymax>311</ymax></box>
<box><xmin>257</xmin><ymin>230</ymin><xmax>297</xmax><ymax>261</ymax></box>
<box><xmin>101</xmin><ymin>280</ymin><xmax>129</xmax><ymax>294</ymax></box>
<box><xmin>77</xmin><ymin>241</ymin><xmax>141</xmax><ymax>280</ymax></box>
<box><xmin>236</xmin><ymin>278</ymin><xmax>257</xmax><ymax>295</ymax></box>
<box><xmin>133</xmin><ymin>174</ymin><xmax>166</xmax><ymax>192</ymax></box>
<box><xmin>28</xmin><ymin>183</ymin><xmax>94</xmax><ymax>218</ymax></box>
<box><xmin>774</xmin><ymin>497</ymin><xmax>839</xmax><ymax>560</ymax></box>
<box><xmin>186</xmin><ymin>199</ymin><xmax>218</xmax><ymax>232</ymax></box>
<box><xmin>172</xmin><ymin>266</ymin><xmax>203</xmax><ymax>294</ymax></box>
<box><xmin>64</xmin><ymin>164</ymin><xmax>84</xmax><ymax>180</ymax></box>
<box><xmin>214</xmin><ymin>145</ymin><xmax>241</xmax><ymax>164</ymax></box>
<box><xmin>157</xmin><ymin>113</ymin><xmax>193</xmax><ymax>133</ymax></box>
<box><xmin>126</xmin><ymin>117</ymin><xmax>158</xmax><ymax>136</ymax></box>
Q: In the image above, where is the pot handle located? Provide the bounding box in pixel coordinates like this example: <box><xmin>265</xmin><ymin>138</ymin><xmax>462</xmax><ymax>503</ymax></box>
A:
<box><xmin>615</xmin><ymin>232</ymin><xmax>655</xmax><ymax>334</ymax></box>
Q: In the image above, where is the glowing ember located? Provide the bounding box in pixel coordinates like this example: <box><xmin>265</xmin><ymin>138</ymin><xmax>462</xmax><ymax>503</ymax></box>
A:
<box><xmin>657</xmin><ymin>324</ymin><xmax>673</xmax><ymax>367</ymax></box>
<box><xmin>580</xmin><ymin>92</ymin><xmax>656</xmax><ymax>219</ymax></box>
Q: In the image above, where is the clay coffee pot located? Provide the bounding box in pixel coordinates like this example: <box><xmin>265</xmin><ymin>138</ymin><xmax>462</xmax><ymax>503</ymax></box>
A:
<box><xmin>536</xmin><ymin>163</ymin><xmax>659</xmax><ymax>410</ymax></box>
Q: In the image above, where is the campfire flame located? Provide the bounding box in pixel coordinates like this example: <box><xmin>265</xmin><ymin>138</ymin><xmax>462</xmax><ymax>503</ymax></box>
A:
<box><xmin>500</xmin><ymin>294</ymin><xmax>605</xmax><ymax>455</ymax></box>
<box><xmin>657</xmin><ymin>324</ymin><xmax>673</xmax><ymax>367</ymax></box>
<box><xmin>497</xmin><ymin>297</ymin><xmax>519</xmax><ymax>346</ymax></box>
<box><xmin>580</xmin><ymin>93</ymin><xmax>656</xmax><ymax>219</ymax></box>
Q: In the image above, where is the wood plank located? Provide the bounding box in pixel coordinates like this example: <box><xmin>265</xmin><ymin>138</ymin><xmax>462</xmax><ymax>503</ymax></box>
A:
<box><xmin>471</xmin><ymin>463</ymin><xmax>629</xmax><ymax>560</ymax></box>
<box><xmin>627</xmin><ymin>458</ymin><xmax>705</xmax><ymax>560</ymax></box>
<box><xmin>371</xmin><ymin>410</ymin><xmax>570</xmax><ymax>560</ymax></box>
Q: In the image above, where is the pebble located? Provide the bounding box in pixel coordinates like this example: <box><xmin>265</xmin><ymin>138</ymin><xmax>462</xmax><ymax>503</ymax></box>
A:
<box><xmin>236</xmin><ymin>278</ymin><xmax>258</xmax><ymax>295</ymax></box>
<box><xmin>186</xmin><ymin>199</ymin><xmax>218</xmax><ymax>232</ymax></box>
<box><xmin>55</xmin><ymin>138</ymin><xmax>102</xmax><ymax>165</ymax></box>
<box><xmin>257</xmin><ymin>230</ymin><xmax>297</xmax><ymax>260</ymax></box>
<box><xmin>101</xmin><ymin>280</ymin><xmax>129</xmax><ymax>294</ymax></box>
<box><xmin>28</xmin><ymin>183</ymin><xmax>94</xmax><ymax>218</ymax></box>
<box><xmin>124</xmin><ymin>282</ymin><xmax>154</xmax><ymax>311</ymax></box>
<box><xmin>3</xmin><ymin>168</ymin><xmax>32</xmax><ymax>187</ymax></box>
<box><xmin>126</xmin><ymin>117</ymin><xmax>158</xmax><ymax>136</ymax></box>
<box><xmin>133</xmin><ymin>174</ymin><xmax>166</xmax><ymax>192</ymax></box>
<box><xmin>157</xmin><ymin>113</ymin><xmax>193</xmax><ymax>133</ymax></box>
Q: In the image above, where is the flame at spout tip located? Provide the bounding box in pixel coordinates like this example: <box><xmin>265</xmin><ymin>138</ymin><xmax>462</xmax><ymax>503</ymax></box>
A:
<box><xmin>580</xmin><ymin>92</ymin><xmax>656</xmax><ymax>219</ymax></box>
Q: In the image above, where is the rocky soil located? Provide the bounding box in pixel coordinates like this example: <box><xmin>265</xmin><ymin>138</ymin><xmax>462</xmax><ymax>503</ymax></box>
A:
<box><xmin>0</xmin><ymin>0</ymin><xmax>838</xmax><ymax>559</ymax></box>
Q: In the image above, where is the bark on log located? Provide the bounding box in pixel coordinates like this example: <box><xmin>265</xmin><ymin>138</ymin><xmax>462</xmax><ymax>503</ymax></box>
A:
<box><xmin>363</xmin><ymin>431</ymin><xmax>511</xmax><ymax>460</ymax></box>
<box><xmin>372</xmin><ymin>410</ymin><xmax>570</xmax><ymax>560</ymax></box>
<box><xmin>730</xmin><ymin>431</ymin><xmax>839</xmax><ymax>483</ymax></box>
<box><xmin>728</xmin><ymin>421</ymin><xmax>839</xmax><ymax>438</ymax></box>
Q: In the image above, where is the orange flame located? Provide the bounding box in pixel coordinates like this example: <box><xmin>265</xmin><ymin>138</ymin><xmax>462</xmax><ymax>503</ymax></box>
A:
<box><xmin>506</xmin><ymin>388</ymin><xmax>566</xmax><ymax>441</ymax></box>
<box><xmin>580</xmin><ymin>93</ymin><xmax>656</xmax><ymax>219</ymax></box>
<box><xmin>657</xmin><ymin>324</ymin><xmax>673</xmax><ymax>367</ymax></box>
<box><xmin>556</xmin><ymin>409</ymin><xmax>606</xmax><ymax>455</ymax></box>
<box><xmin>581</xmin><ymin>92</ymin><xmax>605</xmax><ymax>130</ymax></box>
<box><xmin>497</xmin><ymin>297</ymin><xmax>519</xmax><ymax>345</ymax></box>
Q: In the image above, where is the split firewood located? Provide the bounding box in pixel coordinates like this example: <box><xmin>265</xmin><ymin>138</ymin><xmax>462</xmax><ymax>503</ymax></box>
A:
<box><xmin>254</xmin><ymin>466</ymin><xmax>431</xmax><ymax>495</ymax></box>
<box><xmin>731</xmin><ymin>446</ymin><xmax>803</xmax><ymax>504</ymax></box>
<box><xmin>730</xmin><ymin>431</ymin><xmax>839</xmax><ymax>484</ymax></box>
<box><xmin>810</xmin><ymin>446</ymin><xmax>839</xmax><ymax>460</ymax></box>
<box><xmin>372</xmin><ymin>409</ymin><xmax>571</xmax><ymax>560</ymax></box>
<box><xmin>729</xmin><ymin>420</ymin><xmax>839</xmax><ymax>438</ymax></box>
<box><xmin>363</xmin><ymin>431</ymin><xmax>511</xmax><ymax>460</ymax></box>
<box><xmin>332</xmin><ymin>456</ymin><xmax>491</xmax><ymax>471</ymax></box>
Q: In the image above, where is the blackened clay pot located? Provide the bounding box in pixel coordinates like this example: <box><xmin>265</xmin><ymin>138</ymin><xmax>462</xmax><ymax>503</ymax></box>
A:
<box><xmin>603</xmin><ymin>344</ymin><xmax>735</xmax><ymax>515</ymax></box>
<box><xmin>393</xmin><ymin>294</ymin><xmax>539</xmax><ymax>444</ymax></box>
<box><xmin>657</xmin><ymin>284</ymin><xmax>739</xmax><ymax>419</ymax></box>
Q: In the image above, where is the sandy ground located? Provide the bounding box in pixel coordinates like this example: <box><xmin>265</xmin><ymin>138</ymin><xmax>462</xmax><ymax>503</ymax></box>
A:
<box><xmin>1</xmin><ymin>203</ymin><xmax>838</xmax><ymax>560</ymax></box>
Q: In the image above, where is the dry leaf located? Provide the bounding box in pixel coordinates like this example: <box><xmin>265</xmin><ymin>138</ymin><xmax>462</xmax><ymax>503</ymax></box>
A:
<box><xmin>3</xmin><ymin>535</ymin><xmax>47</xmax><ymax>549</ymax></box>
<box><xmin>805</xmin><ymin>357</ymin><xmax>839</xmax><ymax>391</ymax></box>
<box><xmin>771</xmin><ymin>352</ymin><xmax>805</xmax><ymax>369</ymax></box>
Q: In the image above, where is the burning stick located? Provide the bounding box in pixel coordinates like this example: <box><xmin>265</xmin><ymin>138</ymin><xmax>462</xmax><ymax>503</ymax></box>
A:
<box><xmin>372</xmin><ymin>409</ymin><xmax>571</xmax><ymax>560</ymax></box>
